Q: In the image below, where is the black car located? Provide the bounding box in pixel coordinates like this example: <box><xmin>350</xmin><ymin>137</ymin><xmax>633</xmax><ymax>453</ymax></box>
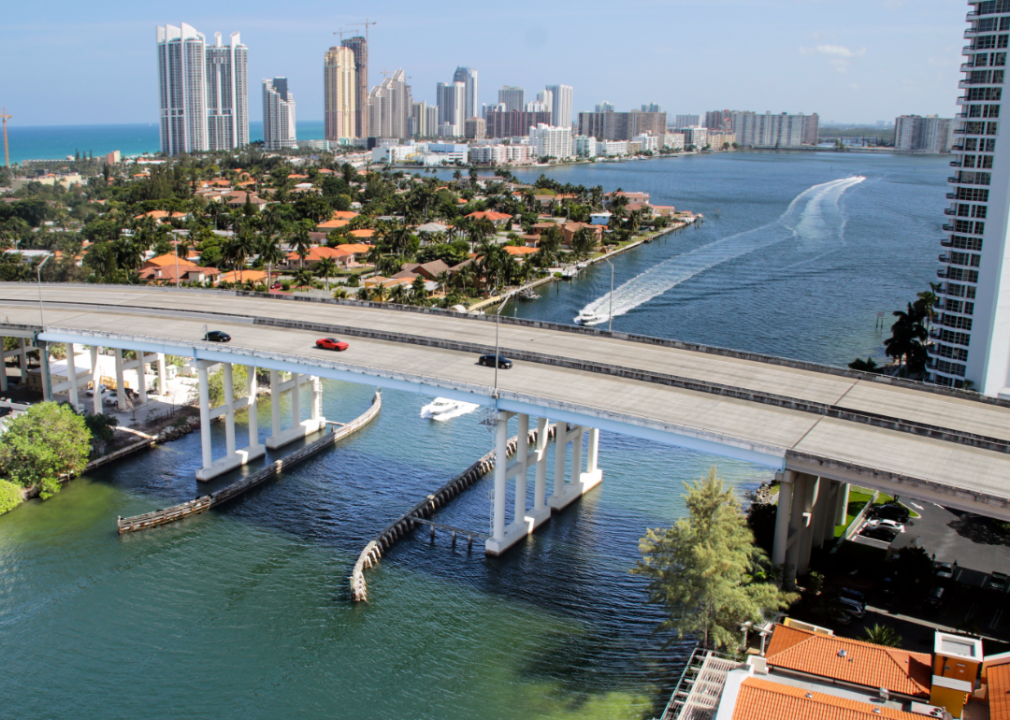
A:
<box><xmin>478</xmin><ymin>354</ymin><xmax>513</xmax><ymax>369</ymax></box>
<box><xmin>861</xmin><ymin>526</ymin><xmax>899</xmax><ymax>542</ymax></box>
<box><xmin>839</xmin><ymin>587</ymin><xmax>866</xmax><ymax>604</ymax></box>
<box><xmin>205</xmin><ymin>330</ymin><xmax>231</xmax><ymax>343</ymax></box>
<box><xmin>874</xmin><ymin>503</ymin><xmax>911</xmax><ymax>522</ymax></box>
<box><xmin>926</xmin><ymin>586</ymin><xmax>946</xmax><ymax>607</ymax></box>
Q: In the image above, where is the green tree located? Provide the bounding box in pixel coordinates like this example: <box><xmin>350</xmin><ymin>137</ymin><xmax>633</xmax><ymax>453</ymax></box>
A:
<box><xmin>259</xmin><ymin>236</ymin><xmax>286</xmax><ymax>288</ymax></box>
<box><xmin>632</xmin><ymin>467</ymin><xmax>795</xmax><ymax>649</ymax></box>
<box><xmin>315</xmin><ymin>256</ymin><xmax>338</xmax><ymax>291</ymax></box>
<box><xmin>0</xmin><ymin>479</ymin><xmax>22</xmax><ymax>515</ymax></box>
<box><xmin>571</xmin><ymin>228</ymin><xmax>598</xmax><ymax>259</ymax></box>
<box><xmin>863</xmin><ymin>624</ymin><xmax>903</xmax><ymax>647</ymax></box>
<box><xmin>206</xmin><ymin>364</ymin><xmax>248</xmax><ymax>409</ymax></box>
<box><xmin>0</xmin><ymin>402</ymin><xmax>92</xmax><ymax>499</ymax></box>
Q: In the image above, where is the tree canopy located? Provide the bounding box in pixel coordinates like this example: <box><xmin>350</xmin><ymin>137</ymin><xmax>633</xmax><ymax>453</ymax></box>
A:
<box><xmin>632</xmin><ymin>467</ymin><xmax>795</xmax><ymax>649</ymax></box>
<box><xmin>0</xmin><ymin>402</ymin><xmax>92</xmax><ymax>499</ymax></box>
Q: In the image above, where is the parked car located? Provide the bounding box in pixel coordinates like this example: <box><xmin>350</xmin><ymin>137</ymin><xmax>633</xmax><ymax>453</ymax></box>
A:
<box><xmin>85</xmin><ymin>383</ymin><xmax>107</xmax><ymax>397</ymax></box>
<box><xmin>102</xmin><ymin>395</ymin><xmax>120</xmax><ymax>407</ymax></box>
<box><xmin>861</xmin><ymin>526</ymin><xmax>899</xmax><ymax>542</ymax></box>
<box><xmin>478</xmin><ymin>354</ymin><xmax>513</xmax><ymax>369</ymax></box>
<box><xmin>205</xmin><ymin>330</ymin><xmax>231</xmax><ymax>342</ymax></box>
<box><xmin>866</xmin><ymin>518</ymin><xmax>906</xmax><ymax>534</ymax></box>
<box><xmin>839</xmin><ymin>587</ymin><xmax>866</xmax><ymax>604</ymax></box>
<box><xmin>985</xmin><ymin>571</ymin><xmax>1009</xmax><ymax>592</ymax></box>
<box><xmin>315</xmin><ymin>337</ymin><xmax>349</xmax><ymax>351</ymax></box>
<box><xmin>874</xmin><ymin>503</ymin><xmax>911</xmax><ymax>522</ymax></box>
<box><xmin>838</xmin><ymin>596</ymin><xmax>866</xmax><ymax>618</ymax></box>
<box><xmin>270</xmin><ymin>283</ymin><xmax>282</xmax><ymax>290</ymax></box>
<box><xmin>934</xmin><ymin>562</ymin><xmax>956</xmax><ymax>580</ymax></box>
<box><xmin>926</xmin><ymin>586</ymin><xmax>946</xmax><ymax>607</ymax></box>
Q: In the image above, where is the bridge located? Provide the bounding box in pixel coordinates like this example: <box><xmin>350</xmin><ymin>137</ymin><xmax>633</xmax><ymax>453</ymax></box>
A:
<box><xmin>2</xmin><ymin>284</ymin><xmax>1009</xmax><ymax>577</ymax></box>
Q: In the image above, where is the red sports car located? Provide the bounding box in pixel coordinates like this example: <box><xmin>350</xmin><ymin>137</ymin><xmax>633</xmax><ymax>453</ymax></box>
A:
<box><xmin>316</xmin><ymin>337</ymin><xmax>349</xmax><ymax>351</ymax></box>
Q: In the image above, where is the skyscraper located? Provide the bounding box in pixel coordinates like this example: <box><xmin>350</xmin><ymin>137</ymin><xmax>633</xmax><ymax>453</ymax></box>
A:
<box><xmin>157</xmin><ymin>23</ymin><xmax>209</xmax><ymax>155</ymax></box>
<box><xmin>369</xmin><ymin>69</ymin><xmax>412</xmax><ymax>140</ymax></box>
<box><xmin>341</xmin><ymin>36</ymin><xmax>369</xmax><ymax>139</ymax></box>
<box><xmin>675</xmin><ymin>114</ymin><xmax>700</xmax><ymax>128</ymax></box>
<box><xmin>324</xmin><ymin>46</ymin><xmax>356</xmax><ymax>141</ymax></box>
<box><xmin>546</xmin><ymin>84</ymin><xmax>573</xmax><ymax>128</ymax></box>
<box><xmin>895</xmin><ymin>115</ymin><xmax>954</xmax><ymax>153</ymax></box>
<box><xmin>205</xmin><ymin>32</ymin><xmax>249</xmax><ymax>151</ymax></box>
<box><xmin>595</xmin><ymin>101</ymin><xmax>615</xmax><ymax>113</ymax></box>
<box><xmin>262</xmin><ymin>78</ymin><xmax>296</xmax><ymax>150</ymax></box>
<box><xmin>453</xmin><ymin>67</ymin><xmax>479</xmax><ymax>121</ymax></box>
<box><xmin>156</xmin><ymin>23</ymin><xmax>247</xmax><ymax>156</ymax></box>
<box><xmin>930</xmin><ymin>0</ymin><xmax>1009</xmax><ymax>393</ymax></box>
<box><xmin>437</xmin><ymin>81</ymin><xmax>465</xmax><ymax>136</ymax></box>
<box><xmin>498</xmin><ymin>86</ymin><xmax>525</xmax><ymax>112</ymax></box>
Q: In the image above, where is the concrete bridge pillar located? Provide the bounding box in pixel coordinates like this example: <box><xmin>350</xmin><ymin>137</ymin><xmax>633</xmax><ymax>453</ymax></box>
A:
<box><xmin>18</xmin><ymin>338</ymin><xmax>28</xmax><ymax>385</ymax></box>
<box><xmin>114</xmin><ymin>348</ymin><xmax>127</xmax><ymax>411</ymax></box>
<box><xmin>513</xmin><ymin>413</ymin><xmax>529</xmax><ymax>533</ymax></box>
<box><xmin>66</xmin><ymin>342</ymin><xmax>79</xmax><ymax>409</ymax></box>
<box><xmin>195</xmin><ymin>360</ymin><xmax>266</xmax><ymax>481</ymax></box>
<box><xmin>836</xmin><ymin>483</ymin><xmax>850</xmax><ymax>526</ymax></box>
<box><xmin>796</xmin><ymin>474</ymin><xmax>820</xmax><ymax>574</ymax></box>
<box><xmin>39</xmin><ymin>341</ymin><xmax>52</xmax><ymax>401</ymax></box>
<box><xmin>549</xmin><ymin>423</ymin><xmax>602</xmax><ymax>512</ymax></box>
<box><xmin>265</xmin><ymin>371</ymin><xmax>326</xmax><ymax>450</ymax></box>
<box><xmin>0</xmin><ymin>338</ymin><xmax>7</xmax><ymax>393</ymax></box>
<box><xmin>157</xmin><ymin>354</ymin><xmax>168</xmax><ymax>396</ymax></box>
<box><xmin>488</xmin><ymin>410</ymin><xmax>513</xmax><ymax>552</ymax></box>
<box><xmin>89</xmin><ymin>346</ymin><xmax>101</xmax><ymax>416</ymax></box>
<box><xmin>526</xmin><ymin>417</ymin><xmax>551</xmax><ymax>531</ymax></box>
<box><xmin>771</xmin><ymin>470</ymin><xmax>794</xmax><ymax>570</ymax></box>
<box><xmin>247</xmin><ymin>366</ymin><xmax>260</xmax><ymax>451</ymax></box>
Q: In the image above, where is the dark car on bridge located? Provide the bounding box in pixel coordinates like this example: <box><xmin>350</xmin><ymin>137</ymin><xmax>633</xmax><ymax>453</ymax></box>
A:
<box><xmin>205</xmin><ymin>330</ymin><xmax>231</xmax><ymax>342</ymax></box>
<box><xmin>478</xmin><ymin>354</ymin><xmax>513</xmax><ymax>369</ymax></box>
<box><xmin>316</xmin><ymin>337</ymin><xmax>349</xmax><ymax>351</ymax></box>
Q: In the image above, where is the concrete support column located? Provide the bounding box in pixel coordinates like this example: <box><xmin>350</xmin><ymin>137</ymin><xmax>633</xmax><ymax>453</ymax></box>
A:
<box><xmin>17</xmin><ymin>338</ymin><xmax>28</xmax><ymax>380</ymax></box>
<box><xmin>247</xmin><ymin>366</ymin><xmax>259</xmax><ymax>450</ymax></box>
<box><xmin>290</xmin><ymin>372</ymin><xmax>301</xmax><ymax>426</ymax></box>
<box><xmin>812</xmin><ymin>479</ymin><xmax>833</xmax><ymax>550</ymax></box>
<box><xmin>197</xmin><ymin>362</ymin><xmax>213</xmax><ymax>471</ymax></box>
<box><xmin>532</xmin><ymin>418</ymin><xmax>549</xmax><ymax>517</ymax></box>
<box><xmin>39</xmin><ymin>342</ymin><xmax>52</xmax><ymax>402</ymax></box>
<box><xmin>0</xmin><ymin>339</ymin><xmax>7</xmax><ymax>393</ymax></box>
<box><xmin>784</xmin><ymin>473</ymin><xmax>809</xmax><ymax>585</ymax></box>
<box><xmin>223</xmin><ymin>364</ymin><xmax>236</xmax><ymax>457</ymax></box>
<box><xmin>821</xmin><ymin>481</ymin><xmax>840</xmax><ymax>547</ymax></box>
<box><xmin>270</xmin><ymin>369</ymin><xmax>281</xmax><ymax>439</ymax></box>
<box><xmin>310</xmin><ymin>376</ymin><xmax>322</xmax><ymax>421</ymax></box>
<box><xmin>65</xmin><ymin>342</ymin><xmax>79</xmax><ymax>408</ymax></box>
<box><xmin>157</xmin><ymin>354</ymin><xmax>168</xmax><ymax>396</ymax></box>
<box><xmin>137</xmin><ymin>356</ymin><xmax>148</xmax><ymax>404</ymax></box>
<box><xmin>492</xmin><ymin>411</ymin><xmax>509</xmax><ymax>542</ymax></box>
<box><xmin>90</xmin><ymin>346</ymin><xmax>101</xmax><ymax>415</ymax></box>
<box><xmin>836</xmin><ymin>483</ymin><xmax>850</xmax><ymax>526</ymax></box>
<box><xmin>553</xmin><ymin>421</ymin><xmax>567</xmax><ymax>500</ymax></box>
<box><xmin>514</xmin><ymin>414</ymin><xmax>529</xmax><ymax>526</ymax></box>
<box><xmin>114</xmin><ymin>348</ymin><xmax>127</xmax><ymax>411</ymax></box>
<box><xmin>771</xmin><ymin>470</ymin><xmax>795</xmax><ymax>568</ymax></box>
<box><xmin>796</xmin><ymin>474</ymin><xmax>820</xmax><ymax>576</ymax></box>
<box><xmin>586</xmin><ymin>428</ymin><xmax>599</xmax><ymax>474</ymax></box>
<box><xmin>570</xmin><ymin>427</ymin><xmax>583</xmax><ymax>487</ymax></box>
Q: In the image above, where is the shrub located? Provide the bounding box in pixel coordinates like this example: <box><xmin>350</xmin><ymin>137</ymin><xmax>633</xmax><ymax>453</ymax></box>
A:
<box><xmin>0</xmin><ymin>479</ymin><xmax>22</xmax><ymax>515</ymax></box>
<box><xmin>0</xmin><ymin>402</ymin><xmax>91</xmax><ymax>499</ymax></box>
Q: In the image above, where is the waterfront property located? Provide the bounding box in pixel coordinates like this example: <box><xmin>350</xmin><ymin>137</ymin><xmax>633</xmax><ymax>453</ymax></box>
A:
<box><xmin>4</xmin><ymin>284</ymin><xmax>1010</xmax><ymax>567</ymax></box>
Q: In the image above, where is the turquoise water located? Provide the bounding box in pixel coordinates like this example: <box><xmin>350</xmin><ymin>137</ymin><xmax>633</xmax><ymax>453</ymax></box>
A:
<box><xmin>5</xmin><ymin>121</ymin><xmax>326</xmax><ymax>164</ymax></box>
<box><xmin>0</xmin><ymin>151</ymin><xmax>948</xmax><ymax>719</ymax></box>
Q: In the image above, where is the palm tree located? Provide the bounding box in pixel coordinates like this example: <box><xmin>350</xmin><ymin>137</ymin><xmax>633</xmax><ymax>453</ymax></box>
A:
<box><xmin>315</xmin><ymin>257</ymin><xmax>338</xmax><ymax>291</ymax></box>
<box><xmin>291</xmin><ymin>226</ymin><xmax>312</xmax><ymax>269</ymax></box>
<box><xmin>293</xmin><ymin>268</ymin><xmax>315</xmax><ymax>290</ymax></box>
<box><xmin>884</xmin><ymin>303</ymin><xmax>928</xmax><ymax>375</ymax></box>
<box><xmin>227</xmin><ymin>227</ymin><xmax>257</xmax><ymax>284</ymax></box>
<box><xmin>434</xmin><ymin>270</ymin><xmax>450</xmax><ymax>297</ymax></box>
<box><xmin>258</xmin><ymin>236</ymin><xmax>286</xmax><ymax>288</ymax></box>
<box><xmin>371</xmin><ymin>284</ymin><xmax>389</xmax><ymax>303</ymax></box>
<box><xmin>863</xmin><ymin>624</ymin><xmax>902</xmax><ymax>647</ymax></box>
<box><xmin>389</xmin><ymin>283</ymin><xmax>409</xmax><ymax>305</ymax></box>
<box><xmin>332</xmin><ymin>287</ymin><xmax>349</xmax><ymax>300</ymax></box>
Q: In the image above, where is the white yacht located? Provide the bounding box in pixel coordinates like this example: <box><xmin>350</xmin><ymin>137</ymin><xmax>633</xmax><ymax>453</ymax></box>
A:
<box><xmin>575</xmin><ymin>309</ymin><xmax>603</xmax><ymax>325</ymax></box>
<box><xmin>420</xmin><ymin>397</ymin><xmax>479</xmax><ymax>421</ymax></box>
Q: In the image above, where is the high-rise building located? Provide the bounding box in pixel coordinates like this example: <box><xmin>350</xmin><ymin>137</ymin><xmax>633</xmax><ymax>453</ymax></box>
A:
<box><xmin>930</xmin><ymin>0</ymin><xmax>1010</xmax><ymax>393</ymax></box>
<box><xmin>410</xmin><ymin>101</ymin><xmax>428</xmax><ymax>138</ymax></box>
<box><xmin>368</xmin><ymin>70</ymin><xmax>412</xmax><ymax>140</ymax></box>
<box><xmin>730</xmin><ymin>111</ymin><xmax>818</xmax><ymax>148</ymax></box>
<box><xmin>262</xmin><ymin>78</ymin><xmax>296</xmax><ymax>150</ymax></box>
<box><xmin>595</xmin><ymin>101</ymin><xmax>615</xmax><ymax>113</ymax></box>
<box><xmin>546</xmin><ymin>84</ymin><xmax>573</xmax><ymax>128</ymax></box>
<box><xmin>426</xmin><ymin>106</ymin><xmax>439</xmax><ymax>138</ymax></box>
<box><xmin>485</xmin><ymin>110</ymin><xmax>553</xmax><ymax>139</ymax></box>
<box><xmin>577</xmin><ymin>109</ymin><xmax>667</xmax><ymax>141</ymax></box>
<box><xmin>895</xmin><ymin>115</ymin><xmax>955</xmax><ymax>153</ymax></box>
<box><xmin>437</xmin><ymin>81</ymin><xmax>465</xmax><ymax>136</ymax></box>
<box><xmin>341</xmin><ymin>36</ymin><xmax>369</xmax><ymax>138</ymax></box>
<box><xmin>529</xmin><ymin>124</ymin><xmax>573</xmax><ymax>160</ymax></box>
<box><xmin>324</xmin><ymin>46</ymin><xmax>357</xmax><ymax>141</ymax></box>
<box><xmin>675</xmin><ymin>114</ymin><xmax>700</xmax><ymax>128</ymax></box>
<box><xmin>157</xmin><ymin>23</ymin><xmax>208</xmax><ymax>156</ymax></box>
<box><xmin>642</xmin><ymin>103</ymin><xmax>662</xmax><ymax>113</ymax></box>
<box><xmin>498</xmin><ymin>86</ymin><xmax>525</xmax><ymax>112</ymax></box>
<box><xmin>453</xmin><ymin>67</ymin><xmax>479</xmax><ymax>121</ymax></box>
<box><xmin>704</xmin><ymin>110</ymin><xmax>733</xmax><ymax>131</ymax></box>
<box><xmin>205</xmin><ymin>32</ymin><xmax>248</xmax><ymax>151</ymax></box>
<box><xmin>464</xmin><ymin>117</ymin><xmax>486</xmax><ymax>140</ymax></box>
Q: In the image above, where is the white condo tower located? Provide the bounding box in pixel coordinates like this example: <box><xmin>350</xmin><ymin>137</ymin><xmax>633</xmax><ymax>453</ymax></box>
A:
<box><xmin>932</xmin><ymin>0</ymin><xmax>1010</xmax><ymax>395</ymax></box>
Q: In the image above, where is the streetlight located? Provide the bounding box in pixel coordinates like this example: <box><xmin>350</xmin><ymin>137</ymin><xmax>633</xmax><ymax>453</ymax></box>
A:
<box><xmin>36</xmin><ymin>255</ymin><xmax>50</xmax><ymax>328</ymax></box>
<box><xmin>493</xmin><ymin>287</ymin><xmax>509</xmax><ymax>397</ymax></box>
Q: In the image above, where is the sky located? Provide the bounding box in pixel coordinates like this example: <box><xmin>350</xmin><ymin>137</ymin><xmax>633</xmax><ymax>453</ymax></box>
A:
<box><xmin>1</xmin><ymin>0</ymin><xmax>971</xmax><ymax>127</ymax></box>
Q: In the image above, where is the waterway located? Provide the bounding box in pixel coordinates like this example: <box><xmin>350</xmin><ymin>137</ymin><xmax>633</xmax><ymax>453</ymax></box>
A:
<box><xmin>0</xmin><ymin>151</ymin><xmax>949</xmax><ymax>719</ymax></box>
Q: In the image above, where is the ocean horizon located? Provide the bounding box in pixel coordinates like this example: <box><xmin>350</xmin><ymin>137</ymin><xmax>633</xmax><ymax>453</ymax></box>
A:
<box><xmin>5</xmin><ymin>120</ymin><xmax>327</xmax><ymax>165</ymax></box>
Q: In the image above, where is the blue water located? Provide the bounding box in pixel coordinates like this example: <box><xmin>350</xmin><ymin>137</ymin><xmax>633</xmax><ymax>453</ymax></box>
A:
<box><xmin>0</xmin><ymin>151</ymin><xmax>948</xmax><ymax>719</ymax></box>
<box><xmin>5</xmin><ymin>120</ymin><xmax>326</xmax><ymax>164</ymax></box>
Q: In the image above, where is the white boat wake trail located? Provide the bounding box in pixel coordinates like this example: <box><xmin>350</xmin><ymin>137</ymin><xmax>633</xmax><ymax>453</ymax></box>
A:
<box><xmin>576</xmin><ymin>176</ymin><xmax>865</xmax><ymax>325</ymax></box>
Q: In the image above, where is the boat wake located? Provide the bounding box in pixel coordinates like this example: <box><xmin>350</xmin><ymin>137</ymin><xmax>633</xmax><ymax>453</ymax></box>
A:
<box><xmin>574</xmin><ymin>176</ymin><xmax>865</xmax><ymax>326</ymax></box>
<box><xmin>420</xmin><ymin>398</ymin><xmax>480</xmax><ymax>422</ymax></box>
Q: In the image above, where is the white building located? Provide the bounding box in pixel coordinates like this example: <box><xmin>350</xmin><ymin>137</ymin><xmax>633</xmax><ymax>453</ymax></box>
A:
<box><xmin>262</xmin><ymin>78</ymin><xmax>296</xmax><ymax>150</ymax></box>
<box><xmin>453</xmin><ymin>67</ymin><xmax>479</xmax><ymax>122</ymax></box>
<box><xmin>731</xmin><ymin>111</ymin><xmax>818</xmax><ymax>147</ymax></box>
<box><xmin>632</xmin><ymin>133</ymin><xmax>658</xmax><ymax>153</ymax></box>
<box><xmin>437</xmin><ymin>81</ymin><xmax>465</xmax><ymax>137</ymax></box>
<box><xmin>371</xmin><ymin>142</ymin><xmax>424</xmax><ymax>164</ymax></box>
<box><xmin>675</xmin><ymin>114</ymin><xmax>700</xmax><ymax>128</ymax></box>
<box><xmin>597</xmin><ymin>140</ymin><xmax>628</xmax><ymax>156</ymax></box>
<box><xmin>682</xmin><ymin>127</ymin><xmax>709</xmax><ymax>148</ymax></box>
<box><xmin>662</xmin><ymin>133</ymin><xmax>685</xmax><ymax>150</ymax></box>
<box><xmin>574</xmin><ymin>135</ymin><xmax>597</xmax><ymax>157</ymax></box>
<box><xmin>529</xmin><ymin>123</ymin><xmax>573</xmax><ymax>160</ymax></box>
<box><xmin>422</xmin><ymin>142</ymin><xmax>468</xmax><ymax>165</ymax></box>
<box><xmin>896</xmin><ymin>115</ymin><xmax>955</xmax><ymax>154</ymax></box>
<box><xmin>368</xmin><ymin>69</ymin><xmax>412</xmax><ymax>141</ymax></box>
<box><xmin>930</xmin><ymin>1</ymin><xmax>1010</xmax><ymax>394</ymax></box>
<box><xmin>157</xmin><ymin>23</ymin><xmax>209</xmax><ymax>155</ymax></box>
<box><xmin>205</xmin><ymin>32</ymin><xmax>249</xmax><ymax>151</ymax></box>
<box><xmin>546</xmin><ymin>84</ymin><xmax>573</xmax><ymax>129</ymax></box>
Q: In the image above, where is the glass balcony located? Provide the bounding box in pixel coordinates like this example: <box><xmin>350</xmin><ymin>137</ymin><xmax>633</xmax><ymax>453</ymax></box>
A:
<box><xmin>944</xmin><ymin>207</ymin><xmax>958</xmax><ymax>214</ymax></box>
<box><xmin>947</xmin><ymin>192</ymin><xmax>958</xmax><ymax>199</ymax></box>
<box><xmin>942</xmin><ymin>223</ymin><xmax>955</xmax><ymax>231</ymax></box>
<box><xmin>941</xmin><ymin>237</ymin><xmax>954</xmax><ymax>247</ymax></box>
<box><xmin>937</xmin><ymin>268</ymin><xmax>950</xmax><ymax>279</ymax></box>
<box><xmin>939</xmin><ymin>253</ymin><xmax>951</xmax><ymax>263</ymax></box>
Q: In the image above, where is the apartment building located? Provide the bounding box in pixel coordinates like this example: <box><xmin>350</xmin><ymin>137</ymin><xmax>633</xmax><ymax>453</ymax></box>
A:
<box><xmin>546</xmin><ymin>84</ymin><xmax>573</xmax><ymax>128</ymax></box>
<box><xmin>324</xmin><ymin>46</ymin><xmax>356</xmax><ymax>141</ymax></box>
<box><xmin>895</xmin><ymin>115</ymin><xmax>955</xmax><ymax>153</ymax></box>
<box><xmin>730</xmin><ymin>111</ymin><xmax>818</xmax><ymax>147</ymax></box>
<box><xmin>262</xmin><ymin>78</ymin><xmax>296</xmax><ymax>150</ymax></box>
<box><xmin>485</xmin><ymin>109</ymin><xmax>552</xmax><ymax>138</ymax></box>
<box><xmin>577</xmin><ymin>109</ymin><xmax>667</xmax><ymax>141</ymax></box>
<box><xmin>529</xmin><ymin>124</ymin><xmax>573</xmax><ymax>159</ymax></box>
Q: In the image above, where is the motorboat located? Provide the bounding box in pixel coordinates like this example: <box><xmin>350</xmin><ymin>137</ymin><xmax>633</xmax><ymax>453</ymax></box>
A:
<box><xmin>420</xmin><ymin>397</ymin><xmax>479</xmax><ymax>421</ymax></box>
<box><xmin>575</xmin><ymin>309</ymin><xmax>603</xmax><ymax>325</ymax></box>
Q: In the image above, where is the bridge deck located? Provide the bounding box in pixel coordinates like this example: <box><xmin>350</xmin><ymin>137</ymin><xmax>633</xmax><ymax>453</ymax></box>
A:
<box><xmin>1</xmin><ymin>285</ymin><xmax>1009</xmax><ymax>517</ymax></box>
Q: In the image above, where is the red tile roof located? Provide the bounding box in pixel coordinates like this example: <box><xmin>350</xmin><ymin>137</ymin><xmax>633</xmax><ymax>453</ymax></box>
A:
<box><xmin>466</xmin><ymin>210</ymin><xmax>512</xmax><ymax>222</ymax></box>
<box><xmin>991</xmin><ymin>663</ymin><xmax>1010</xmax><ymax>720</ymax></box>
<box><xmin>732</xmin><ymin>677</ymin><xmax>925</xmax><ymax>720</ymax></box>
<box><xmin>766</xmin><ymin>625</ymin><xmax>931</xmax><ymax>698</ymax></box>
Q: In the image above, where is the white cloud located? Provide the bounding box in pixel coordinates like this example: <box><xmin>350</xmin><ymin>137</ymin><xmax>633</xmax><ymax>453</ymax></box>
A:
<box><xmin>800</xmin><ymin>44</ymin><xmax>867</xmax><ymax>73</ymax></box>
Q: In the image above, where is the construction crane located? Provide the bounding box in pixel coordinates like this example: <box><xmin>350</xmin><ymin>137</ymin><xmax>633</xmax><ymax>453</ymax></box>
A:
<box><xmin>342</xmin><ymin>18</ymin><xmax>376</xmax><ymax>46</ymax></box>
<box><xmin>1</xmin><ymin>108</ymin><xmax>10</xmax><ymax>168</ymax></box>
